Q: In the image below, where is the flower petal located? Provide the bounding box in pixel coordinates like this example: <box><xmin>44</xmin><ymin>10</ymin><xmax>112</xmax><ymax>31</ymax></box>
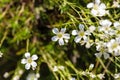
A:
<box><xmin>74</xmin><ymin>36</ymin><xmax>81</xmax><ymax>43</ymax></box>
<box><xmin>87</xmin><ymin>3</ymin><xmax>94</xmax><ymax>8</ymax></box>
<box><xmin>63</xmin><ymin>34</ymin><xmax>70</xmax><ymax>39</ymax></box>
<box><xmin>91</xmin><ymin>9</ymin><xmax>98</xmax><ymax>16</ymax></box>
<box><xmin>103</xmin><ymin>53</ymin><xmax>109</xmax><ymax>59</ymax></box>
<box><xmin>72</xmin><ymin>30</ymin><xmax>78</xmax><ymax>35</ymax></box>
<box><xmin>95</xmin><ymin>53</ymin><xmax>102</xmax><ymax>58</ymax></box>
<box><xmin>21</xmin><ymin>59</ymin><xmax>27</xmax><ymax>64</ymax></box>
<box><xmin>52</xmin><ymin>28</ymin><xmax>59</xmax><ymax>34</ymax></box>
<box><xmin>25</xmin><ymin>63</ymin><xmax>31</xmax><ymax>70</ymax></box>
<box><xmin>31</xmin><ymin>61</ymin><xmax>37</xmax><ymax>67</ymax></box>
<box><xmin>25</xmin><ymin>52</ymin><xmax>30</xmax><ymax>58</ymax></box>
<box><xmin>60</xmin><ymin>28</ymin><xmax>66</xmax><ymax>33</ymax></box>
<box><xmin>99</xmin><ymin>3</ymin><xmax>106</xmax><ymax>9</ymax></box>
<box><xmin>51</xmin><ymin>36</ymin><xmax>58</xmax><ymax>41</ymax></box>
<box><xmin>32</xmin><ymin>55</ymin><xmax>38</xmax><ymax>60</ymax></box>
<box><xmin>59</xmin><ymin>38</ymin><xmax>64</xmax><ymax>45</ymax></box>
<box><xmin>95</xmin><ymin>0</ymin><xmax>100</xmax><ymax>5</ymax></box>
<box><xmin>79</xmin><ymin>24</ymin><xmax>84</xmax><ymax>30</ymax></box>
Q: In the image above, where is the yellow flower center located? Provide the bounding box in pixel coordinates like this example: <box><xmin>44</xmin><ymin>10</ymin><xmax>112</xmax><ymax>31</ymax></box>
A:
<box><xmin>79</xmin><ymin>31</ymin><xmax>85</xmax><ymax>37</ymax></box>
<box><xmin>111</xmin><ymin>43</ymin><xmax>118</xmax><ymax>49</ymax></box>
<box><xmin>57</xmin><ymin>33</ymin><xmax>63</xmax><ymax>38</ymax></box>
<box><xmin>27</xmin><ymin>58</ymin><xmax>33</xmax><ymax>63</ymax></box>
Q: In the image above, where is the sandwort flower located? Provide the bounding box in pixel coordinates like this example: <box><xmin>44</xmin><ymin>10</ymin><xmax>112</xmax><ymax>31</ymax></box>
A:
<box><xmin>72</xmin><ymin>24</ymin><xmax>91</xmax><ymax>43</ymax></box>
<box><xmin>95</xmin><ymin>41</ymin><xmax>110</xmax><ymax>59</ymax></box>
<box><xmin>87</xmin><ymin>0</ymin><xmax>107</xmax><ymax>16</ymax></box>
<box><xmin>51</xmin><ymin>28</ymin><xmax>70</xmax><ymax>45</ymax></box>
<box><xmin>21</xmin><ymin>52</ymin><xmax>38</xmax><ymax>70</ymax></box>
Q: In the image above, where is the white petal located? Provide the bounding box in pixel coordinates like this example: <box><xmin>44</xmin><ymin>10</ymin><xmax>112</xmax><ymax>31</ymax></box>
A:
<box><xmin>52</xmin><ymin>28</ymin><xmax>59</xmax><ymax>34</ymax></box>
<box><xmin>59</xmin><ymin>38</ymin><xmax>64</xmax><ymax>45</ymax></box>
<box><xmin>103</xmin><ymin>53</ymin><xmax>109</xmax><ymax>59</ymax></box>
<box><xmin>95</xmin><ymin>0</ymin><xmax>100</xmax><ymax>4</ymax></box>
<box><xmin>114</xmin><ymin>22</ymin><xmax>120</xmax><ymax>28</ymax></box>
<box><xmin>21</xmin><ymin>59</ymin><xmax>27</xmax><ymax>64</ymax></box>
<box><xmin>79</xmin><ymin>24</ymin><xmax>84</xmax><ymax>30</ymax></box>
<box><xmin>74</xmin><ymin>36</ymin><xmax>81</xmax><ymax>43</ymax></box>
<box><xmin>60</xmin><ymin>28</ymin><xmax>66</xmax><ymax>33</ymax></box>
<box><xmin>87</xmin><ymin>3</ymin><xmax>94</xmax><ymax>8</ymax></box>
<box><xmin>63</xmin><ymin>34</ymin><xmax>70</xmax><ymax>39</ymax></box>
<box><xmin>25</xmin><ymin>63</ymin><xmax>31</xmax><ymax>70</ymax></box>
<box><xmin>72</xmin><ymin>30</ymin><xmax>78</xmax><ymax>35</ymax></box>
<box><xmin>25</xmin><ymin>52</ymin><xmax>30</xmax><ymax>58</ymax></box>
<box><xmin>51</xmin><ymin>36</ymin><xmax>58</xmax><ymax>41</ymax></box>
<box><xmin>99</xmin><ymin>3</ymin><xmax>106</xmax><ymax>9</ymax></box>
<box><xmin>89</xmin><ymin>26</ymin><xmax>96</xmax><ymax>32</ymax></box>
<box><xmin>31</xmin><ymin>61</ymin><xmax>37</xmax><ymax>67</ymax></box>
<box><xmin>91</xmin><ymin>9</ymin><xmax>98</xmax><ymax>16</ymax></box>
<box><xmin>100</xmin><ymin>20</ymin><xmax>112</xmax><ymax>27</ymax></box>
<box><xmin>98</xmin><ymin>9</ymin><xmax>106</xmax><ymax>16</ymax></box>
<box><xmin>65</xmin><ymin>39</ymin><xmax>68</xmax><ymax>43</ymax></box>
<box><xmin>95</xmin><ymin>53</ymin><xmax>102</xmax><ymax>58</ymax></box>
<box><xmin>32</xmin><ymin>55</ymin><xmax>38</xmax><ymax>60</ymax></box>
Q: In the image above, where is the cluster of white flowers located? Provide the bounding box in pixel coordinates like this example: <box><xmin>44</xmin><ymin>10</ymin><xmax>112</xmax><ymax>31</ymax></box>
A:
<box><xmin>51</xmin><ymin>0</ymin><xmax>120</xmax><ymax>60</ymax></box>
<box><xmin>21</xmin><ymin>52</ymin><xmax>38</xmax><ymax>70</ymax></box>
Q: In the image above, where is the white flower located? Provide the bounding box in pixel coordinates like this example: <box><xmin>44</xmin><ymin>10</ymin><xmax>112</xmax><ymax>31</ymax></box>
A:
<box><xmin>21</xmin><ymin>52</ymin><xmax>38</xmax><ymax>70</ymax></box>
<box><xmin>114</xmin><ymin>21</ymin><xmax>120</xmax><ymax>30</ymax></box>
<box><xmin>51</xmin><ymin>28</ymin><xmax>70</xmax><ymax>45</ymax></box>
<box><xmin>98</xmin><ymin>20</ymin><xmax>115</xmax><ymax>35</ymax></box>
<box><xmin>26</xmin><ymin>73</ymin><xmax>40</xmax><ymax>80</ymax></box>
<box><xmin>89</xmin><ymin>64</ymin><xmax>94</xmax><ymax>70</ymax></box>
<box><xmin>97</xmin><ymin>74</ymin><xmax>105</xmax><ymax>79</ymax></box>
<box><xmin>13</xmin><ymin>75</ymin><xmax>20</xmax><ymax>80</ymax></box>
<box><xmin>114</xmin><ymin>73</ymin><xmax>120</xmax><ymax>79</ymax></box>
<box><xmin>0</xmin><ymin>51</ymin><xmax>3</xmax><ymax>58</ymax></box>
<box><xmin>107</xmin><ymin>39</ymin><xmax>120</xmax><ymax>56</ymax></box>
<box><xmin>95</xmin><ymin>41</ymin><xmax>110</xmax><ymax>59</ymax></box>
<box><xmin>112</xmin><ymin>1</ymin><xmax>120</xmax><ymax>8</ymax></box>
<box><xmin>72</xmin><ymin>24</ymin><xmax>91</xmax><ymax>43</ymax></box>
<box><xmin>53</xmin><ymin>66</ymin><xmax>58</xmax><ymax>72</ymax></box>
<box><xmin>87</xmin><ymin>0</ymin><xmax>107</xmax><ymax>16</ymax></box>
<box><xmin>3</xmin><ymin>72</ymin><xmax>9</xmax><ymax>78</ymax></box>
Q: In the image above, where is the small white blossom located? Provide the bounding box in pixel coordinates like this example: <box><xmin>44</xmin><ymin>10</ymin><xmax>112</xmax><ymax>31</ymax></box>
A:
<box><xmin>114</xmin><ymin>73</ymin><xmax>120</xmax><ymax>79</ymax></box>
<box><xmin>95</xmin><ymin>41</ymin><xmax>110</xmax><ymax>59</ymax></box>
<box><xmin>21</xmin><ymin>52</ymin><xmax>38</xmax><ymax>70</ymax></box>
<box><xmin>112</xmin><ymin>1</ymin><xmax>120</xmax><ymax>8</ymax></box>
<box><xmin>98</xmin><ymin>20</ymin><xmax>115</xmax><ymax>35</ymax></box>
<box><xmin>87</xmin><ymin>0</ymin><xmax>107</xmax><ymax>16</ymax></box>
<box><xmin>114</xmin><ymin>21</ymin><xmax>120</xmax><ymax>30</ymax></box>
<box><xmin>97</xmin><ymin>74</ymin><xmax>105</xmax><ymax>79</ymax></box>
<box><xmin>26</xmin><ymin>73</ymin><xmax>40</xmax><ymax>80</ymax></box>
<box><xmin>89</xmin><ymin>64</ymin><xmax>94</xmax><ymax>70</ymax></box>
<box><xmin>0</xmin><ymin>51</ymin><xmax>3</xmax><ymax>58</ymax></box>
<box><xmin>53</xmin><ymin>66</ymin><xmax>58</xmax><ymax>72</ymax></box>
<box><xmin>13</xmin><ymin>75</ymin><xmax>20</xmax><ymax>80</ymax></box>
<box><xmin>107</xmin><ymin>38</ymin><xmax>120</xmax><ymax>56</ymax></box>
<box><xmin>72</xmin><ymin>24</ymin><xmax>91</xmax><ymax>43</ymax></box>
<box><xmin>51</xmin><ymin>28</ymin><xmax>70</xmax><ymax>45</ymax></box>
<box><xmin>3</xmin><ymin>72</ymin><xmax>9</xmax><ymax>78</ymax></box>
